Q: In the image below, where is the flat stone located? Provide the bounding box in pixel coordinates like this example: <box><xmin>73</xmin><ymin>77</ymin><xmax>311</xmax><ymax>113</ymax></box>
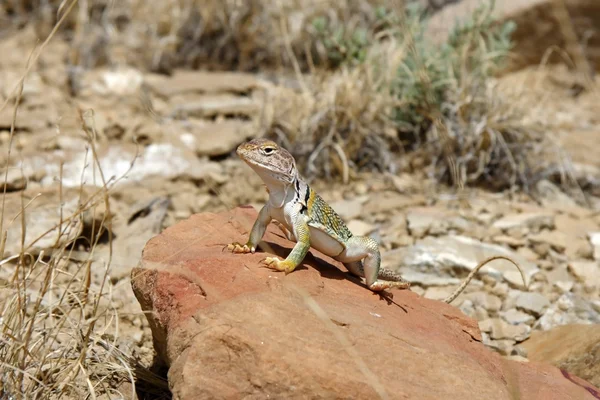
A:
<box><xmin>463</xmin><ymin>292</ymin><xmax>503</xmax><ymax>312</ymax></box>
<box><xmin>568</xmin><ymin>261</ymin><xmax>600</xmax><ymax>288</ymax></box>
<box><xmin>169</xmin><ymin>93</ymin><xmax>260</xmax><ymax>119</ymax></box>
<box><xmin>401</xmin><ymin>235</ymin><xmax>537</xmax><ymax>287</ymax></box>
<box><xmin>589</xmin><ymin>232</ymin><xmax>600</xmax><ymax>261</ymax></box>
<box><xmin>406</xmin><ymin>207</ymin><xmax>453</xmax><ymax>238</ymax></box>
<box><xmin>492</xmin><ymin>213</ymin><xmax>554</xmax><ymax>232</ymax></box>
<box><xmin>479</xmin><ymin>318</ymin><xmax>531</xmax><ymax>342</ymax></box>
<box><xmin>423</xmin><ymin>286</ymin><xmax>456</xmax><ymax>302</ymax></box>
<box><xmin>1</xmin><ymin>186</ymin><xmax>86</xmax><ymax>256</ymax></box>
<box><xmin>492</xmin><ymin>235</ymin><xmax>527</xmax><ymax>247</ymax></box>
<box><xmin>529</xmin><ymin>231</ymin><xmax>568</xmax><ymax>253</ymax></box>
<box><xmin>485</xmin><ymin>338</ymin><xmax>516</xmax><ymax>356</ymax></box>
<box><xmin>500</xmin><ymin>309</ymin><xmax>535</xmax><ymax>325</ymax></box>
<box><xmin>515</xmin><ymin>292</ymin><xmax>550</xmax><ymax>317</ymax></box>
<box><xmin>400</xmin><ymin>270</ymin><xmax>460</xmax><ymax>287</ymax></box>
<box><xmin>555</xmin><ymin>281</ymin><xmax>574</xmax><ymax>293</ymax></box>
<box><xmin>188</xmin><ymin>119</ymin><xmax>257</xmax><ymax>157</ymax></box>
<box><xmin>144</xmin><ymin>70</ymin><xmax>266</xmax><ymax>97</ymax></box>
<box><xmin>536</xmin><ymin>293</ymin><xmax>600</xmax><ymax>331</ymax></box>
<box><xmin>346</xmin><ymin>219</ymin><xmax>376</xmax><ymax>237</ymax></box>
<box><xmin>330</xmin><ymin>199</ymin><xmax>363</xmax><ymax>221</ymax></box>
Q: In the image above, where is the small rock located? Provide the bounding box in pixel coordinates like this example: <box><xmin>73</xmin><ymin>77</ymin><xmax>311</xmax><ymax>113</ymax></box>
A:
<box><xmin>492</xmin><ymin>235</ymin><xmax>526</xmax><ymax>248</ymax></box>
<box><xmin>500</xmin><ymin>309</ymin><xmax>535</xmax><ymax>325</ymax></box>
<box><xmin>568</xmin><ymin>261</ymin><xmax>600</xmax><ymax>288</ymax></box>
<box><xmin>330</xmin><ymin>199</ymin><xmax>363</xmax><ymax>220</ymax></box>
<box><xmin>492</xmin><ymin>212</ymin><xmax>553</xmax><ymax>232</ymax></box>
<box><xmin>511</xmin><ymin>345</ymin><xmax>528</xmax><ymax>358</ymax></box>
<box><xmin>515</xmin><ymin>292</ymin><xmax>550</xmax><ymax>317</ymax></box>
<box><xmin>401</xmin><ymin>235</ymin><xmax>538</xmax><ymax>287</ymax></box>
<box><xmin>543</xmin><ymin>265</ymin><xmax>575</xmax><ymax>293</ymax></box>
<box><xmin>479</xmin><ymin>318</ymin><xmax>531</xmax><ymax>341</ymax></box>
<box><xmin>588</xmin><ymin>232</ymin><xmax>600</xmax><ymax>261</ymax></box>
<box><xmin>192</xmin><ymin>119</ymin><xmax>256</xmax><ymax>157</ymax></box>
<box><xmin>406</xmin><ymin>207</ymin><xmax>452</xmax><ymax>238</ymax></box>
<box><xmin>484</xmin><ymin>337</ymin><xmax>516</xmax><ymax>356</ymax></box>
<box><xmin>516</xmin><ymin>246</ymin><xmax>539</xmax><ymax>262</ymax></box>
<box><xmin>555</xmin><ymin>214</ymin><xmax>596</xmax><ymax>259</ymax></box>
<box><xmin>536</xmin><ymin>293</ymin><xmax>600</xmax><ymax>331</ymax></box>
<box><xmin>346</xmin><ymin>219</ymin><xmax>375</xmax><ymax>236</ymax></box>
<box><xmin>531</xmin><ymin>242</ymin><xmax>551</xmax><ymax>258</ymax></box>
<box><xmin>0</xmin><ymin>168</ymin><xmax>27</xmax><ymax>192</ymax></box>
<box><xmin>555</xmin><ymin>281</ymin><xmax>574</xmax><ymax>293</ymax></box>
<box><xmin>144</xmin><ymin>70</ymin><xmax>264</xmax><ymax>97</ymax></box>
<box><xmin>399</xmin><ymin>270</ymin><xmax>460</xmax><ymax>287</ymax></box>
<box><xmin>423</xmin><ymin>286</ymin><xmax>456</xmax><ymax>301</ymax></box>
<box><xmin>529</xmin><ymin>230</ymin><xmax>567</xmax><ymax>253</ymax></box>
<box><xmin>491</xmin><ymin>282</ymin><xmax>509</xmax><ymax>298</ymax></box>
<box><xmin>363</xmin><ymin>191</ymin><xmax>424</xmax><ymax>215</ymax></box>
<box><xmin>463</xmin><ymin>292</ymin><xmax>502</xmax><ymax>312</ymax></box>
<box><xmin>535</xmin><ymin>180</ymin><xmax>578</xmax><ymax>208</ymax></box>
<box><xmin>504</xmin><ymin>355</ymin><xmax>529</xmax><ymax>363</ymax></box>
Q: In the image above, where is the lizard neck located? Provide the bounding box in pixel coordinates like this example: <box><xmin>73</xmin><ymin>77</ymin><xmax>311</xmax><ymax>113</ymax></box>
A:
<box><xmin>264</xmin><ymin>177</ymin><xmax>296</xmax><ymax>209</ymax></box>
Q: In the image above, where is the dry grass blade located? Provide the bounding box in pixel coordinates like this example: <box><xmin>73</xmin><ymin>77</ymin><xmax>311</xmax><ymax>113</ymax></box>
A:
<box><xmin>0</xmin><ymin>20</ymin><xmax>151</xmax><ymax>395</ymax></box>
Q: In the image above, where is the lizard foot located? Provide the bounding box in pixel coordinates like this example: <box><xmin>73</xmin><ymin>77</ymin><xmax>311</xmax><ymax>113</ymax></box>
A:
<box><xmin>368</xmin><ymin>280</ymin><xmax>411</xmax><ymax>292</ymax></box>
<box><xmin>226</xmin><ymin>242</ymin><xmax>255</xmax><ymax>254</ymax></box>
<box><xmin>262</xmin><ymin>256</ymin><xmax>296</xmax><ymax>275</ymax></box>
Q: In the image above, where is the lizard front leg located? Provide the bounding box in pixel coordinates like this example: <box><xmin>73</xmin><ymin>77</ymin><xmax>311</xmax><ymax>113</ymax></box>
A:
<box><xmin>263</xmin><ymin>213</ymin><xmax>310</xmax><ymax>274</ymax></box>
<box><xmin>228</xmin><ymin>205</ymin><xmax>272</xmax><ymax>253</ymax></box>
<box><xmin>339</xmin><ymin>236</ymin><xmax>410</xmax><ymax>292</ymax></box>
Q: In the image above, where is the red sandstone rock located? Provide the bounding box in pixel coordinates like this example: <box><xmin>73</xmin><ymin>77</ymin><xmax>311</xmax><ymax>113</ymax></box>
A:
<box><xmin>132</xmin><ymin>206</ymin><xmax>599</xmax><ymax>400</ymax></box>
<box><xmin>522</xmin><ymin>324</ymin><xmax>600</xmax><ymax>389</ymax></box>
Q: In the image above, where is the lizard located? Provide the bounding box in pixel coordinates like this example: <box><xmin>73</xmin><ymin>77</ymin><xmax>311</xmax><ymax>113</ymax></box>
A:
<box><xmin>227</xmin><ymin>138</ymin><xmax>527</xmax><ymax>302</ymax></box>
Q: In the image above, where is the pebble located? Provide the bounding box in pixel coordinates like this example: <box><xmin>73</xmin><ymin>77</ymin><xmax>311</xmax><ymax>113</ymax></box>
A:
<box><xmin>515</xmin><ymin>292</ymin><xmax>550</xmax><ymax>317</ymax></box>
<box><xmin>500</xmin><ymin>309</ymin><xmax>535</xmax><ymax>325</ymax></box>
<box><xmin>492</xmin><ymin>212</ymin><xmax>554</xmax><ymax>232</ymax></box>
<box><xmin>479</xmin><ymin>318</ymin><xmax>531</xmax><ymax>341</ymax></box>
<box><xmin>536</xmin><ymin>293</ymin><xmax>600</xmax><ymax>330</ymax></box>
<box><xmin>331</xmin><ymin>199</ymin><xmax>363</xmax><ymax>220</ymax></box>
<box><xmin>464</xmin><ymin>292</ymin><xmax>502</xmax><ymax>312</ymax></box>
<box><xmin>484</xmin><ymin>338</ymin><xmax>517</xmax><ymax>356</ymax></box>
<box><xmin>589</xmin><ymin>232</ymin><xmax>600</xmax><ymax>261</ymax></box>
<box><xmin>346</xmin><ymin>219</ymin><xmax>375</xmax><ymax>236</ymax></box>
<box><xmin>529</xmin><ymin>230</ymin><xmax>567</xmax><ymax>253</ymax></box>
<box><xmin>568</xmin><ymin>261</ymin><xmax>600</xmax><ymax>288</ymax></box>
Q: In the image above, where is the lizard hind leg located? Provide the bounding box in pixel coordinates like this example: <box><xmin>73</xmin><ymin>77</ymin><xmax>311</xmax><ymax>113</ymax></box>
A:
<box><xmin>337</xmin><ymin>236</ymin><xmax>410</xmax><ymax>292</ymax></box>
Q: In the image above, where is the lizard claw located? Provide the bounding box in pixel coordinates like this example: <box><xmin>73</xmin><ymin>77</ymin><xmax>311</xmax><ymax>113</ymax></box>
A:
<box><xmin>261</xmin><ymin>256</ymin><xmax>296</xmax><ymax>274</ymax></box>
<box><xmin>226</xmin><ymin>242</ymin><xmax>255</xmax><ymax>254</ymax></box>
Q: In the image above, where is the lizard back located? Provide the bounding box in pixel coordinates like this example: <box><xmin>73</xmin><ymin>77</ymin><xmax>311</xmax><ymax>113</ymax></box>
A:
<box><xmin>305</xmin><ymin>187</ymin><xmax>353</xmax><ymax>242</ymax></box>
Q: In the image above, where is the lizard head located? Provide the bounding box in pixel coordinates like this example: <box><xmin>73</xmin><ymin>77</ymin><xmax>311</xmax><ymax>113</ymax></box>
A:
<box><xmin>236</xmin><ymin>139</ymin><xmax>297</xmax><ymax>185</ymax></box>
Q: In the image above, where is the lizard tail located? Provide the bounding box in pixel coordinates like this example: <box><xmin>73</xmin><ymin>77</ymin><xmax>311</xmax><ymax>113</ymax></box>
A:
<box><xmin>444</xmin><ymin>255</ymin><xmax>527</xmax><ymax>304</ymax></box>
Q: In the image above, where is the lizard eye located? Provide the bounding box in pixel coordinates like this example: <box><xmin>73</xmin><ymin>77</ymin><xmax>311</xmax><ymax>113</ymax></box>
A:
<box><xmin>262</xmin><ymin>146</ymin><xmax>277</xmax><ymax>155</ymax></box>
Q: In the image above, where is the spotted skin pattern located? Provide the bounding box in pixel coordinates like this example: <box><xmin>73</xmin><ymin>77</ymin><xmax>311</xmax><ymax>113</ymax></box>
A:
<box><xmin>307</xmin><ymin>192</ymin><xmax>353</xmax><ymax>242</ymax></box>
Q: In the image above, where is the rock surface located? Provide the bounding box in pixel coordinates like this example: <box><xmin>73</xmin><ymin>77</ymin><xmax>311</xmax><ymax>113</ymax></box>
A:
<box><xmin>522</xmin><ymin>324</ymin><xmax>600</xmax><ymax>388</ymax></box>
<box><xmin>131</xmin><ymin>207</ymin><xmax>599</xmax><ymax>399</ymax></box>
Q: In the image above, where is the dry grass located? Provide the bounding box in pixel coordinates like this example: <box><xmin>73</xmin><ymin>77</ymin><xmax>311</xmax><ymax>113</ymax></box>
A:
<box><xmin>2</xmin><ymin>0</ymin><xmax>558</xmax><ymax>192</ymax></box>
<box><xmin>0</xmin><ymin>108</ymin><xmax>167</xmax><ymax>398</ymax></box>
<box><xmin>0</xmin><ymin>3</ymin><xmax>168</xmax><ymax>398</ymax></box>
<box><xmin>1</xmin><ymin>0</ymin><xmax>391</xmax><ymax>72</ymax></box>
<box><xmin>261</xmin><ymin>2</ymin><xmax>547</xmax><ymax>191</ymax></box>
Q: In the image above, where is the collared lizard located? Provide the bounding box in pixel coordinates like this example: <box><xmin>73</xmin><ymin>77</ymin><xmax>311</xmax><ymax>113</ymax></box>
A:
<box><xmin>227</xmin><ymin>139</ymin><xmax>526</xmax><ymax>303</ymax></box>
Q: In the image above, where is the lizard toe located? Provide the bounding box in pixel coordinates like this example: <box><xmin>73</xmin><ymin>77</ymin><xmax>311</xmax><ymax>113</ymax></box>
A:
<box><xmin>228</xmin><ymin>242</ymin><xmax>252</xmax><ymax>254</ymax></box>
